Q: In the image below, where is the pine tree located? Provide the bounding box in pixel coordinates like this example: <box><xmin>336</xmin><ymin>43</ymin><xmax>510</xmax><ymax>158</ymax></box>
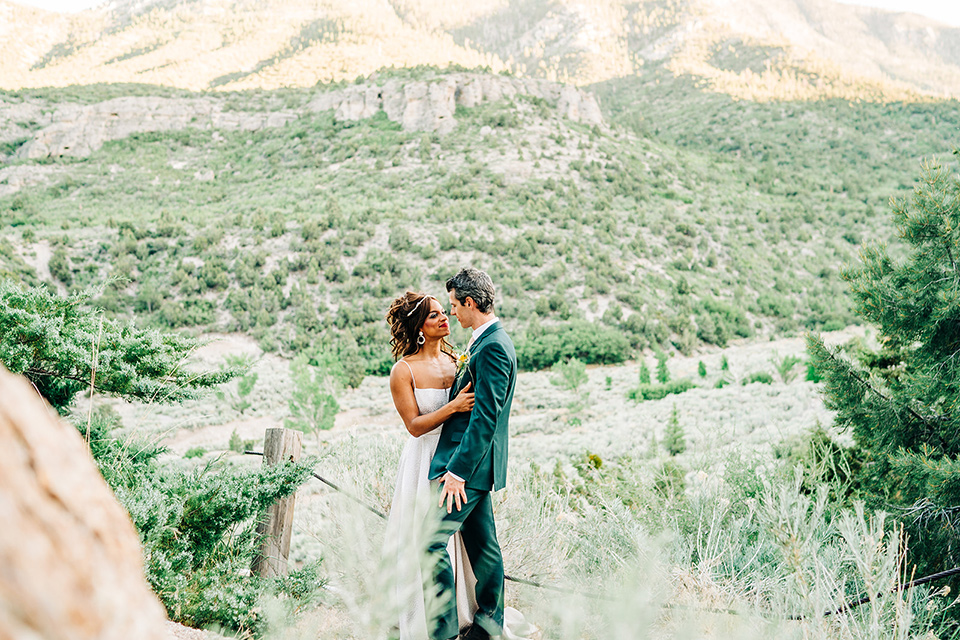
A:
<box><xmin>808</xmin><ymin>155</ymin><xmax>960</xmax><ymax>574</ymax></box>
<box><xmin>638</xmin><ymin>360</ymin><xmax>651</xmax><ymax>385</ymax></box>
<box><xmin>663</xmin><ymin>404</ymin><xmax>686</xmax><ymax>456</ymax></box>
<box><xmin>655</xmin><ymin>350</ymin><xmax>670</xmax><ymax>384</ymax></box>
<box><xmin>0</xmin><ymin>281</ymin><xmax>238</xmax><ymax>413</ymax></box>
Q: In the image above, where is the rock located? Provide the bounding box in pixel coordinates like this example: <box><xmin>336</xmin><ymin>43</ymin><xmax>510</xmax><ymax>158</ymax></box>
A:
<box><xmin>455</xmin><ymin>77</ymin><xmax>484</xmax><ymax>108</ymax></box>
<box><xmin>0</xmin><ymin>366</ymin><xmax>169</xmax><ymax>640</ymax></box>
<box><xmin>307</xmin><ymin>71</ymin><xmax>605</xmax><ymax>133</ymax></box>
<box><xmin>9</xmin><ymin>72</ymin><xmax>603</xmax><ymax>161</ymax></box>
<box><xmin>15</xmin><ymin>97</ymin><xmax>298</xmax><ymax>159</ymax></box>
<box><xmin>333</xmin><ymin>85</ymin><xmax>382</xmax><ymax>121</ymax></box>
<box><xmin>0</xmin><ymin>164</ymin><xmax>65</xmax><ymax>197</ymax></box>
<box><xmin>557</xmin><ymin>85</ymin><xmax>603</xmax><ymax>124</ymax></box>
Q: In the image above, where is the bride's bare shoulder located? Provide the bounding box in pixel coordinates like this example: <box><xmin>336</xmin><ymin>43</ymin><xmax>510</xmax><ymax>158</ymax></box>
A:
<box><xmin>390</xmin><ymin>359</ymin><xmax>413</xmax><ymax>380</ymax></box>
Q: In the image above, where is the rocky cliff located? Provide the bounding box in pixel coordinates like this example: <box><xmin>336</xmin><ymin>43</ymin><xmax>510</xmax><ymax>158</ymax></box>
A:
<box><xmin>8</xmin><ymin>72</ymin><xmax>603</xmax><ymax>160</ymax></box>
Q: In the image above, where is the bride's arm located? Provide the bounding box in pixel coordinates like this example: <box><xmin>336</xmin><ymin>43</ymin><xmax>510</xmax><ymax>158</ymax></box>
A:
<box><xmin>390</xmin><ymin>363</ymin><xmax>474</xmax><ymax>437</ymax></box>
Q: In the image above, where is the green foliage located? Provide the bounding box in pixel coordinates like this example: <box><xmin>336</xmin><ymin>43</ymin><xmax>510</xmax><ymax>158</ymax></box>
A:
<box><xmin>662</xmin><ymin>404</ymin><xmax>686</xmax><ymax>456</ymax></box>
<box><xmin>806</xmin><ymin>361</ymin><xmax>823</xmax><ymax>383</ymax></box>
<box><xmin>4</xmin><ymin>68</ymin><xmax>927</xmax><ymax>372</ymax></box>
<box><xmin>807</xmin><ymin>156</ymin><xmax>960</xmax><ymax>581</ymax></box>
<box><xmin>124</xmin><ymin>456</ymin><xmax>314</xmax><ymax>634</ymax></box>
<box><xmin>286</xmin><ymin>352</ymin><xmax>340</xmax><ymax>443</ymax></box>
<box><xmin>48</xmin><ymin>246</ymin><xmax>73</xmax><ymax>285</ymax></box>
<box><xmin>638</xmin><ymin>360</ymin><xmax>651</xmax><ymax>385</ymax></box>
<box><xmin>228</xmin><ymin>429</ymin><xmax>244</xmax><ymax>453</ymax></box>
<box><xmin>550</xmin><ymin>357</ymin><xmax>588</xmax><ymax>392</ymax></box>
<box><xmin>773</xmin><ymin>353</ymin><xmax>802</xmax><ymax>383</ymax></box>
<box><xmin>76</xmin><ymin>405</ymin><xmax>314</xmax><ymax>635</ymax></box>
<box><xmin>216</xmin><ymin>354</ymin><xmax>259</xmax><ymax>414</ymax></box>
<box><xmin>627</xmin><ymin>378</ymin><xmax>696</xmax><ymax>402</ymax></box>
<box><xmin>517</xmin><ymin>320</ymin><xmax>631</xmax><ymax>370</ymax></box>
<box><xmin>655</xmin><ymin>350</ymin><xmax>670</xmax><ymax>384</ymax></box>
<box><xmin>773</xmin><ymin>425</ymin><xmax>862</xmax><ymax>505</ymax></box>
<box><xmin>741</xmin><ymin>372</ymin><xmax>774</xmax><ymax>385</ymax></box>
<box><xmin>697</xmin><ymin>360</ymin><xmax>707</xmax><ymax>378</ymax></box>
<box><xmin>0</xmin><ymin>281</ymin><xmax>239</xmax><ymax>413</ymax></box>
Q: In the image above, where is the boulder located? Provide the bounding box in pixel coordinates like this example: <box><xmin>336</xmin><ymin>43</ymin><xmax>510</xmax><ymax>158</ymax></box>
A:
<box><xmin>0</xmin><ymin>366</ymin><xmax>169</xmax><ymax>640</ymax></box>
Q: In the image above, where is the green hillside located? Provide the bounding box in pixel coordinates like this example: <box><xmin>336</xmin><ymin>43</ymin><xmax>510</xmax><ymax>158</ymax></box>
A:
<box><xmin>1</xmin><ymin>67</ymin><xmax>958</xmax><ymax>378</ymax></box>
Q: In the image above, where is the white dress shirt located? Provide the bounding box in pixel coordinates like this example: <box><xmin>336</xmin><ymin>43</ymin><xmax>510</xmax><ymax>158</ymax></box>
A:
<box><xmin>467</xmin><ymin>316</ymin><xmax>499</xmax><ymax>351</ymax></box>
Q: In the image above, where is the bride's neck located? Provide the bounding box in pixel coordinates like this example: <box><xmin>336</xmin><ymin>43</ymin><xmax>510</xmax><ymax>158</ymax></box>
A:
<box><xmin>419</xmin><ymin>339</ymin><xmax>443</xmax><ymax>358</ymax></box>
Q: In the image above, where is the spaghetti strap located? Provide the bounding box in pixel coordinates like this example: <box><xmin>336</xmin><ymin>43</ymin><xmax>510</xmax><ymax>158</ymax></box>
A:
<box><xmin>400</xmin><ymin>359</ymin><xmax>417</xmax><ymax>389</ymax></box>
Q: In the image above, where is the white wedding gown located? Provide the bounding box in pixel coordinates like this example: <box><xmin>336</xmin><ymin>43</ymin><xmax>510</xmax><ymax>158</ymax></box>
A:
<box><xmin>386</xmin><ymin>370</ymin><xmax>535</xmax><ymax>640</ymax></box>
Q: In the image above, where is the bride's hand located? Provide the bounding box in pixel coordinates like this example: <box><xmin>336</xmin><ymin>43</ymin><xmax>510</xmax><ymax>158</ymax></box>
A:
<box><xmin>450</xmin><ymin>382</ymin><xmax>474</xmax><ymax>412</ymax></box>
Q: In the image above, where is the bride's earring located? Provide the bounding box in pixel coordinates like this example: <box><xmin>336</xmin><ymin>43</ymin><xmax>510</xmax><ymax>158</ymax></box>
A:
<box><xmin>417</xmin><ymin>331</ymin><xmax>425</xmax><ymax>346</ymax></box>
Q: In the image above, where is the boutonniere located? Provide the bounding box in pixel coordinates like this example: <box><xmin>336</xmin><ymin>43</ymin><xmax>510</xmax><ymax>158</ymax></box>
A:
<box><xmin>455</xmin><ymin>348</ymin><xmax>471</xmax><ymax>376</ymax></box>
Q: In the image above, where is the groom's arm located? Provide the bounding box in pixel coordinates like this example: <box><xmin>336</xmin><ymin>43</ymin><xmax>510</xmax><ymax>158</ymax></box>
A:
<box><xmin>446</xmin><ymin>341</ymin><xmax>511</xmax><ymax>482</ymax></box>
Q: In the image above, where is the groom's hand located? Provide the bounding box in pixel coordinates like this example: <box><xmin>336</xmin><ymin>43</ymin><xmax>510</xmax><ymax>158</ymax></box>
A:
<box><xmin>438</xmin><ymin>472</ymin><xmax>467</xmax><ymax>513</ymax></box>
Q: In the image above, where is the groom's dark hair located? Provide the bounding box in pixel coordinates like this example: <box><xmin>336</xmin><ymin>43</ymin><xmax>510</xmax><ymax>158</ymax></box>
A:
<box><xmin>446</xmin><ymin>268</ymin><xmax>495</xmax><ymax>313</ymax></box>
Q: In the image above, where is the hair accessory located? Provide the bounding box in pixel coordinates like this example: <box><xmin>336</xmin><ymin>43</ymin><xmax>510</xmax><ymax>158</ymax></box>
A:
<box><xmin>406</xmin><ymin>295</ymin><xmax>428</xmax><ymax>317</ymax></box>
<box><xmin>417</xmin><ymin>331</ymin><xmax>425</xmax><ymax>345</ymax></box>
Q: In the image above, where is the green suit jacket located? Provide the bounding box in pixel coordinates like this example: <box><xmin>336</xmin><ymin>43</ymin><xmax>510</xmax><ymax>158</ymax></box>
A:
<box><xmin>429</xmin><ymin>321</ymin><xmax>516</xmax><ymax>491</ymax></box>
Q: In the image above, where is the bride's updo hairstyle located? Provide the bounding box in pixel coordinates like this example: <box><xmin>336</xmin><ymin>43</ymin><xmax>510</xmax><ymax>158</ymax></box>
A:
<box><xmin>386</xmin><ymin>291</ymin><xmax>454</xmax><ymax>360</ymax></box>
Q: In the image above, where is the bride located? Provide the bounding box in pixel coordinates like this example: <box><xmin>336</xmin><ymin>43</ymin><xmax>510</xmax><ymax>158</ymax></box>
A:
<box><xmin>384</xmin><ymin>292</ymin><xmax>534</xmax><ymax>640</ymax></box>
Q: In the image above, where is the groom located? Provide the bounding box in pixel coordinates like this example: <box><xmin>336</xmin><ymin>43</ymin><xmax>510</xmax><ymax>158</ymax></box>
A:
<box><xmin>428</xmin><ymin>267</ymin><xmax>516</xmax><ymax>640</ymax></box>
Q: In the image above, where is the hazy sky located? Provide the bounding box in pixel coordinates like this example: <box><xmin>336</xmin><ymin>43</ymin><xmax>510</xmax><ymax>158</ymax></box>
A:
<box><xmin>8</xmin><ymin>0</ymin><xmax>960</xmax><ymax>27</ymax></box>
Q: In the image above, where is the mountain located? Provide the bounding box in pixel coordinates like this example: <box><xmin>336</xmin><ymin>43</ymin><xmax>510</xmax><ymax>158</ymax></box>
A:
<box><xmin>2</xmin><ymin>64</ymin><xmax>958</xmax><ymax>376</ymax></box>
<box><xmin>1</xmin><ymin>1</ymin><xmax>960</xmax><ymax>375</ymax></box>
<box><xmin>3</xmin><ymin>0</ymin><xmax>960</xmax><ymax>100</ymax></box>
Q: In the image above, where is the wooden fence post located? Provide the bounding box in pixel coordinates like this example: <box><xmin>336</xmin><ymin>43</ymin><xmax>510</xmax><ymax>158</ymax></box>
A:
<box><xmin>251</xmin><ymin>427</ymin><xmax>302</xmax><ymax>578</ymax></box>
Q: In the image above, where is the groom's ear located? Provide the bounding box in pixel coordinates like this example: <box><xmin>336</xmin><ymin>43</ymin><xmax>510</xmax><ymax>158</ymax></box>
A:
<box><xmin>463</xmin><ymin>296</ymin><xmax>475</xmax><ymax>309</ymax></box>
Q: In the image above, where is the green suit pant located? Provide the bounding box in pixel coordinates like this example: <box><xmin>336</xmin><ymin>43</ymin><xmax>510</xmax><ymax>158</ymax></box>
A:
<box><xmin>427</xmin><ymin>487</ymin><xmax>504</xmax><ymax>640</ymax></box>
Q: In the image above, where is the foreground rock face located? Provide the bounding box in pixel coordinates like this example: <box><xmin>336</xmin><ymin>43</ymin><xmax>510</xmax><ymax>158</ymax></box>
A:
<box><xmin>10</xmin><ymin>72</ymin><xmax>603</xmax><ymax>160</ymax></box>
<box><xmin>0</xmin><ymin>367</ymin><xmax>168</xmax><ymax>640</ymax></box>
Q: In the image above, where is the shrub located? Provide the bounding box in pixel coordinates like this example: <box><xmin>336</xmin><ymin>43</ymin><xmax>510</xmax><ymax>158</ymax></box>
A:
<box><xmin>48</xmin><ymin>246</ymin><xmax>73</xmax><ymax>285</ymax></box>
<box><xmin>627</xmin><ymin>379</ymin><xmax>696</xmax><ymax>402</ymax></box>
<box><xmin>516</xmin><ymin>320</ymin><xmax>631</xmax><ymax>370</ymax></box>
<box><xmin>773</xmin><ymin>354</ymin><xmax>803</xmax><ymax>383</ymax></box>
<box><xmin>741</xmin><ymin>372</ymin><xmax>774</xmax><ymax>385</ymax></box>
<box><xmin>550</xmin><ymin>357</ymin><xmax>588</xmax><ymax>393</ymax></box>
<box><xmin>0</xmin><ymin>281</ymin><xmax>237</xmax><ymax>413</ymax></box>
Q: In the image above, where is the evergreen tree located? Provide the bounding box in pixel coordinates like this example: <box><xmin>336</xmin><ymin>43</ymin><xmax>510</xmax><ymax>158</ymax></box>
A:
<box><xmin>663</xmin><ymin>404</ymin><xmax>686</xmax><ymax>456</ymax></box>
<box><xmin>655</xmin><ymin>350</ymin><xmax>670</xmax><ymax>384</ymax></box>
<box><xmin>808</xmin><ymin>156</ymin><xmax>960</xmax><ymax>575</ymax></box>
<box><xmin>697</xmin><ymin>360</ymin><xmax>707</xmax><ymax>378</ymax></box>
<box><xmin>0</xmin><ymin>281</ymin><xmax>238</xmax><ymax>413</ymax></box>
<box><xmin>638</xmin><ymin>360</ymin><xmax>651</xmax><ymax>385</ymax></box>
